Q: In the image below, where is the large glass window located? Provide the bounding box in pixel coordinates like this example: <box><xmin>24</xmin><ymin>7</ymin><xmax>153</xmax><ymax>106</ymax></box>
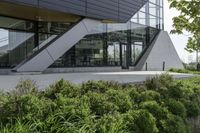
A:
<box><xmin>149</xmin><ymin>0</ymin><xmax>157</xmax><ymax>4</ymax></box>
<box><xmin>0</xmin><ymin>29</ymin><xmax>35</xmax><ymax>67</ymax></box>
<box><xmin>47</xmin><ymin>2</ymin><xmax>162</xmax><ymax>69</ymax></box>
<box><xmin>130</xmin><ymin>0</ymin><xmax>164</xmax><ymax>30</ymax></box>
<box><xmin>149</xmin><ymin>3</ymin><xmax>157</xmax><ymax>16</ymax></box>
<box><xmin>107</xmin><ymin>42</ymin><xmax>120</xmax><ymax>66</ymax></box>
<box><xmin>138</xmin><ymin>12</ymin><xmax>146</xmax><ymax>25</ymax></box>
<box><xmin>135</xmin><ymin>44</ymin><xmax>143</xmax><ymax>61</ymax></box>
<box><xmin>107</xmin><ymin>23</ymin><xmax>128</xmax><ymax>66</ymax></box>
<box><xmin>0</xmin><ymin>16</ymin><xmax>35</xmax><ymax>67</ymax></box>
<box><xmin>130</xmin><ymin>23</ymin><xmax>147</xmax><ymax>65</ymax></box>
<box><xmin>150</xmin><ymin>15</ymin><xmax>157</xmax><ymax>28</ymax></box>
<box><xmin>0</xmin><ymin>16</ymin><xmax>35</xmax><ymax>32</ymax></box>
<box><xmin>51</xmin><ymin>22</ymin><xmax>106</xmax><ymax>68</ymax></box>
<box><xmin>0</xmin><ymin>15</ymin><xmax>78</xmax><ymax>68</ymax></box>
<box><xmin>75</xmin><ymin>34</ymin><xmax>104</xmax><ymax>66</ymax></box>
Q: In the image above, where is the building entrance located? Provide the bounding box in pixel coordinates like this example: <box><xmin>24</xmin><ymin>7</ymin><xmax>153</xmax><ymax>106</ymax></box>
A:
<box><xmin>120</xmin><ymin>43</ymin><xmax>129</xmax><ymax>69</ymax></box>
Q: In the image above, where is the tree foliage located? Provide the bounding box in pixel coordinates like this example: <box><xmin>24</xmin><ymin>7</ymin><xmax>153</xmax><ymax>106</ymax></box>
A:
<box><xmin>168</xmin><ymin>0</ymin><xmax>200</xmax><ymax>52</ymax></box>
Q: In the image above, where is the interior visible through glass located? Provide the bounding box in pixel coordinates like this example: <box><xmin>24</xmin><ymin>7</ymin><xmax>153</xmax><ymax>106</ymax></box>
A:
<box><xmin>0</xmin><ymin>16</ymin><xmax>78</xmax><ymax>68</ymax></box>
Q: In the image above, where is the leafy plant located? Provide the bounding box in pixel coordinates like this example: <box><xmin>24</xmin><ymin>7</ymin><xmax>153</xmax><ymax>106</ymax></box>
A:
<box><xmin>0</xmin><ymin>74</ymin><xmax>199</xmax><ymax>132</ymax></box>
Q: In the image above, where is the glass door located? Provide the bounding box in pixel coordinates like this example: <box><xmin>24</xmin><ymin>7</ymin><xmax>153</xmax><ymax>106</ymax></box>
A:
<box><xmin>120</xmin><ymin>43</ymin><xmax>129</xmax><ymax>69</ymax></box>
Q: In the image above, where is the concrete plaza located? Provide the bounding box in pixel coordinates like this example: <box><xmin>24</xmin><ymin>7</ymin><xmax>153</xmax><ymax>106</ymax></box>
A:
<box><xmin>0</xmin><ymin>71</ymin><xmax>195</xmax><ymax>91</ymax></box>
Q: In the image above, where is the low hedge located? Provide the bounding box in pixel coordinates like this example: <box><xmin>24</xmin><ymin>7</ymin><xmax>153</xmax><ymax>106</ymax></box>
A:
<box><xmin>169</xmin><ymin>68</ymin><xmax>200</xmax><ymax>75</ymax></box>
<box><xmin>0</xmin><ymin>74</ymin><xmax>200</xmax><ymax>133</ymax></box>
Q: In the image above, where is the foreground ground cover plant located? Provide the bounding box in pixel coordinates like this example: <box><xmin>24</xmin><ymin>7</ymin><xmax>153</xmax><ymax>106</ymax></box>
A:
<box><xmin>0</xmin><ymin>74</ymin><xmax>200</xmax><ymax>133</ymax></box>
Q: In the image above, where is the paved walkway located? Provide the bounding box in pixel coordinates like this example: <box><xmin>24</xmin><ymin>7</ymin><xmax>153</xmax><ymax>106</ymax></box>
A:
<box><xmin>0</xmin><ymin>71</ymin><xmax>195</xmax><ymax>91</ymax></box>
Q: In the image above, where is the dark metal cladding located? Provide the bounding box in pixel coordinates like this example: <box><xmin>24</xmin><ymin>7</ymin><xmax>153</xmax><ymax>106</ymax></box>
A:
<box><xmin>1</xmin><ymin>0</ymin><xmax>148</xmax><ymax>22</ymax></box>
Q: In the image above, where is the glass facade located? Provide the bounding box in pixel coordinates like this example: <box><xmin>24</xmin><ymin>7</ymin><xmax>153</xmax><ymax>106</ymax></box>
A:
<box><xmin>0</xmin><ymin>0</ymin><xmax>163</xmax><ymax>69</ymax></box>
<box><xmin>50</xmin><ymin>1</ymin><xmax>164</xmax><ymax>68</ymax></box>
<box><xmin>51</xmin><ymin>22</ymin><xmax>159</xmax><ymax>68</ymax></box>
<box><xmin>131</xmin><ymin>0</ymin><xmax>164</xmax><ymax>29</ymax></box>
<box><xmin>0</xmin><ymin>16</ymin><xmax>77</xmax><ymax>68</ymax></box>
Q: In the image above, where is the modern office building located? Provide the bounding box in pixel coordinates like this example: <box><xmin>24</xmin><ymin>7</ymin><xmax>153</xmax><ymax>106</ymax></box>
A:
<box><xmin>0</xmin><ymin>0</ymin><xmax>183</xmax><ymax>73</ymax></box>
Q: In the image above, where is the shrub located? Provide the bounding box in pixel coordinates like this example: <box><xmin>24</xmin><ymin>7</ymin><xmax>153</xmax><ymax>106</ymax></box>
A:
<box><xmin>139</xmin><ymin>90</ymin><xmax>161</xmax><ymax>102</ymax></box>
<box><xmin>81</xmin><ymin>80</ymin><xmax>110</xmax><ymax>94</ymax></box>
<box><xmin>167</xmin><ymin>82</ymin><xmax>185</xmax><ymax>99</ymax></box>
<box><xmin>165</xmin><ymin>99</ymin><xmax>186</xmax><ymax>118</ymax></box>
<box><xmin>124</xmin><ymin>110</ymin><xmax>158</xmax><ymax>133</ymax></box>
<box><xmin>140</xmin><ymin>101</ymin><xmax>168</xmax><ymax>120</ymax></box>
<box><xmin>44</xmin><ymin>79</ymin><xmax>80</xmax><ymax>99</ymax></box>
<box><xmin>182</xmin><ymin>100</ymin><xmax>200</xmax><ymax>118</ymax></box>
<box><xmin>106</xmin><ymin>89</ymin><xmax>133</xmax><ymax>113</ymax></box>
<box><xmin>160</xmin><ymin>114</ymin><xmax>188</xmax><ymax>133</ymax></box>
<box><xmin>95</xmin><ymin>113</ymin><xmax>124</xmax><ymax>133</ymax></box>
<box><xmin>12</xmin><ymin>79</ymin><xmax>38</xmax><ymax>96</ymax></box>
<box><xmin>169</xmin><ymin>68</ymin><xmax>200</xmax><ymax>74</ymax></box>
<box><xmin>144</xmin><ymin>73</ymin><xmax>174</xmax><ymax>95</ymax></box>
<box><xmin>0</xmin><ymin>75</ymin><xmax>200</xmax><ymax>132</ymax></box>
<box><xmin>86</xmin><ymin>92</ymin><xmax>117</xmax><ymax>116</ymax></box>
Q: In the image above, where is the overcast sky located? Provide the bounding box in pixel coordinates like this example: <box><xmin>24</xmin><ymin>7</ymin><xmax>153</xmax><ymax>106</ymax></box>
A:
<box><xmin>164</xmin><ymin>1</ymin><xmax>195</xmax><ymax>63</ymax></box>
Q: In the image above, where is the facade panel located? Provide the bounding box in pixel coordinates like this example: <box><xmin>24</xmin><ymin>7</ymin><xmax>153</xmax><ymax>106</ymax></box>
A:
<box><xmin>1</xmin><ymin>0</ymin><xmax>148</xmax><ymax>22</ymax></box>
<box><xmin>2</xmin><ymin>0</ymin><xmax>38</xmax><ymax>6</ymax></box>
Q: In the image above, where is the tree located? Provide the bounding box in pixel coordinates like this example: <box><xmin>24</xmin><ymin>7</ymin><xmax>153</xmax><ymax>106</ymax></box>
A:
<box><xmin>168</xmin><ymin>0</ymin><xmax>200</xmax><ymax>64</ymax></box>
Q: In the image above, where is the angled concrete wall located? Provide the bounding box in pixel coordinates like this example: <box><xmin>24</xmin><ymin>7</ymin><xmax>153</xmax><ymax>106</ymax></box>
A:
<box><xmin>135</xmin><ymin>31</ymin><xmax>184</xmax><ymax>71</ymax></box>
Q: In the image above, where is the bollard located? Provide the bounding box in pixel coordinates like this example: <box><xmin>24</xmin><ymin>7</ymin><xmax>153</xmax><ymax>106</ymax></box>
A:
<box><xmin>146</xmin><ymin>62</ymin><xmax>148</xmax><ymax>71</ymax></box>
<box><xmin>163</xmin><ymin>61</ymin><xmax>165</xmax><ymax>71</ymax></box>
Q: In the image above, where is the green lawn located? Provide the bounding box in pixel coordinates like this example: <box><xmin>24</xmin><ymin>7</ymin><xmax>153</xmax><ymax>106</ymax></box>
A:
<box><xmin>169</xmin><ymin>68</ymin><xmax>200</xmax><ymax>75</ymax></box>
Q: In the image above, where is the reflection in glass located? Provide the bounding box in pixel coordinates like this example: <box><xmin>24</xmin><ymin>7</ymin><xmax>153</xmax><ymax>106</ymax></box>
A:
<box><xmin>160</xmin><ymin>0</ymin><xmax>163</xmax><ymax>7</ymax></box>
<box><xmin>149</xmin><ymin>3</ymin><xmax>157</xmax><ymax>16</ymax></box>
<box><xmin>130</xmin><ymin>1</ymin><xmax>164</xmax><ymax>30</ymax></box>
<box><xmin>150</xmin><ymin>15</ymin><xmax>157</xmax><ymax>28</ymax></box>
<box><xmin>0</xmin><ymin>16</ymin><xmax>34</xmax><ymax>31</ymax></box>
<box><xmin>0</xmin><ymin>29</ymin><xmax>35</xmax><ymax>67</ymax></box>
<box><xmin>75</xmin><ymin>34</ymin><xmax>104</xmax><ymax>66</ymax></box>
<box><xmin>149</xmin><ymin>0</ymin><xmax>156</xmax><ymax>4</ymax></box>
<box><xmin>51</xmin><ymin>21</ymin><xmax>160</xmax><ymax>68</ymax></box>
<box><xmin>107</xmin><ymin>43</ymin><xmax>120</xmax><ymax>66</ymax></box>
<box><xmin>139</xmin><ymin>12</ymin><xmax>146</xmax><ymax>25</ymax></box>
<box><xmin>135</xmin><ymin>45</ymin><xmax>143</xmax><ymax>61</ymax></box>
<box><xmin>0</xmin><ymin>15</ymin><xmax>78</xmax><ymax>68</ymax></box>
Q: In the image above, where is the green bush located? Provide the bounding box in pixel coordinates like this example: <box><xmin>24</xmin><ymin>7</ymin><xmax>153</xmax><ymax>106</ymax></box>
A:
<box><xmin>144</xmin><ymin>73</ymin><xmax>174</xmax><ymax>95</ymax></box>
<box><xmin>165</xmin><ymin>99</ymin><xmax>187</xmax><ymax>118</ymax></box>
<box><xmin>160</xmin><ymin>114</ymin><xmax>188</xmax><ymax>133</ymax></box>
<box><xmin>0</xmin><ymin>74</ymin><xmax>200</xmax><ymax>132</ymax></box>
<box><xmin>86</xmin><ymin>92</ymin><xmax>117</xmax><ymax>116</ymax></box>
<box><xmin>124</xmin><ymin>109</ymin><xmax>158</xmax><ymax>133</ymax></box>
<box><xmin>106</xmin><ymin>89</ymin><xmax>133</xmax><ymax>113</ymax></box>
<box><xmin>95</xmin><ymin>113</ymin><xmax>124</xmax><ymax>133</ymax></box>
<box><xmin>182</xmin><ymin>99</ymin><xmax>200</xmax><ymax>118</ymax></box>
<box><xmin>12</xmin><ymin>79</ymin><xmax>38</xmax><ymax>96</ymax></box>
<box><xmin>139</xmin><ymin>90</ymin><xmax>161</xmax><ymax>102</ymax></box>
<box><xmin>169</xmin><ymin>68</ymin><xmax>200</xmax><ymax>74</ymax></box>
<box><xmin>140</xmin><ymin>101</ymin><xmax>168</xmax><ymax>120</ymax></box>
